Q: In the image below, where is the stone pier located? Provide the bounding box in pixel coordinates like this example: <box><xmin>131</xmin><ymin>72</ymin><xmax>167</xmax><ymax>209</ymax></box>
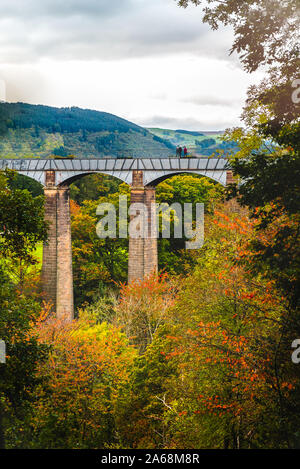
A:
<box><xmin>42</xmin><ymin>171</ymin><xmax>74</xmax><ymax>321</ymax></box>
<box><xmin>128</xmin><ymin>170</ymin><xmax>158</xmax><ymax>283</ymax></box>
<box><xmin>226</xmin><ymin>170</ymin><xmax>234</xmax><ymax>185</ymax></box>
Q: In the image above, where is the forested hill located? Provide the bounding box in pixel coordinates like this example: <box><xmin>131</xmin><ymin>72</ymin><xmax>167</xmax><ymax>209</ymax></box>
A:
<box><xmin>148</xmin><ymin>128</ymin><xmax>239</xmax><ymax>157</ymax></box>
<box><xmin>0</xmin><ymin>102</ymin><xmax>174</xmax><ymax>159</ymax></box>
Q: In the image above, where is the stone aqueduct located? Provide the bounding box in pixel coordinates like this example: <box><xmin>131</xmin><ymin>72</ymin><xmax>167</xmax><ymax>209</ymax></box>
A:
<box><xmin>0</xmin><ymin>157</ymin><xmax>233</xmax><ymax>321</ymax></box>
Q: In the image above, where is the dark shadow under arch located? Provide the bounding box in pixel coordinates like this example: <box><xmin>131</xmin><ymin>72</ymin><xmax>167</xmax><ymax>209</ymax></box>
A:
<box><xmin>58</xmin><ymin>171</ymin><xmax>129</xmax><ymax>188</ymax></box>
<box><xmin>145</xmin><ymin>171</ymin><xmax>225</xmax><ymax>188</ymax></box>
<box><xmin>10</xmin><ymin>172</ymin><xmax>44</xmax><ymax>197</ymax></box>
<box><xmin>62</xmin><ymin>171</ymin><xmax>128</xmax><ymax>206</ymax></box>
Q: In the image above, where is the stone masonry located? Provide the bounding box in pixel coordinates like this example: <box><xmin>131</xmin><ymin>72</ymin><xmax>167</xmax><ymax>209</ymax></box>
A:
<box><xmin>143</xmin><ymin>186</ymin><xmax>158</xmax><ymax>277</ymax></box>
<box><xmin>226</xmin><ymin>170</ymin><xmax>234</xmax><ymax>185</ymax></box>
<box><xmin>56</xmin><ymin>186</ymin><xmax>74</xmax><ymax>320</ymax></box>
<box><xmin>39</xmin><ymin>163</ymin><xmax>234</xmax><ymax>317</ymax></box>
<box><xmin>42</xmin><ymin>171</ymin><xmax>74</xmax><ymax>321</ymax></box>
<box><xmin>128</xmin><ymin>170</ymin><xmax>158</xmax><ymax>283</ymax></box>
<box><xmin>42</xmin><ymin>186</ymin><xmax>57</xmax><ymax>310</ymax></box>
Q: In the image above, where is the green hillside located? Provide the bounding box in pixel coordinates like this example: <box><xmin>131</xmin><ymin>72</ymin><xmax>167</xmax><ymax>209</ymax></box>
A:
<box><xmin>0</xmin><ymin>103</ymin><xmax>175</xmax><ymax>159</ymax></box>
<box><xmin>148</xmin><ymin>128</ymin><xmax>238</xmax><ymax>157</ymax></box>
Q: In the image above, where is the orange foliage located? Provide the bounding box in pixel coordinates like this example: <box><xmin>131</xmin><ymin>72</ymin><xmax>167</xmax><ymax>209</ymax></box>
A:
<box><xmin>31</xmin><ymin>314</ymin><xmax>136</xmax><ymax>447</ymax></box>
<box><xmin>70</xmin><ymin>199</ymin><xmax>80</xmax><ymax>217</ymax></box>
<box><xmin>160</xmin><ymin>202</ymin><xmax>296</xmax><ymax>444</ymax></box>
<box><xmin>115</xmin><ymin>273</ymin><xmax>178</xmax><ymax>352</ymax></box>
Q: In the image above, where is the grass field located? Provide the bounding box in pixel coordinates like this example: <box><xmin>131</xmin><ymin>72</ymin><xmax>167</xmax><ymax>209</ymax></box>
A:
<box><xmin>34</xmin><ymin>243</ymin><xmax>43</xmax><ymax>265</ymax></box>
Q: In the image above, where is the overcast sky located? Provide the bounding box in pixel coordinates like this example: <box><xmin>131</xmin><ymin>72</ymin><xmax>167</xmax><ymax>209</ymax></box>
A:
<box><xmin>0</xmin><ymin>0</ymin><xmax>264</xmax><ymax>130</ymax></box>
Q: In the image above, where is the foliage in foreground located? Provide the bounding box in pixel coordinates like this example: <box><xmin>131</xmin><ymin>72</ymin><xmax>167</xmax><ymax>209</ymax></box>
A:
<box><xmin>26</xmin><ymin>315</ymin><xmax>136</xmax><ymax>449</ymax></box>
<box><xmin>0</xmin><ymin>170</ymin><xmax>48</xmax><ymax>449</ymax></box>
<box><xmin>1</xmin><ymin>190</ymin><xmax>299</xmax><ymax>449</ymax></box>
<box><xmin>115</xmin><ymin>204</ymin><xmax>299</xmax><ymax>448</ymax></box>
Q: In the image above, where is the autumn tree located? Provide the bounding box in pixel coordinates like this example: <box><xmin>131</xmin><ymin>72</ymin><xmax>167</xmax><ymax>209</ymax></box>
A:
<box><xmin>115</xmin><ymin>273</ymin><xmax>178</xmax><ymax>354</ymax></box>
<box><xmin>175</xmin><ymin>4</ymin><xmax>299</xmax><ymax>443</ymax></box>
<box><xmin>29</xmin><ymin>314</ymin><xmax>136</xmax><ymax>449</ymax></box>
<box><xmin>162</xmin><ymin>202</ymin><xmax>300</xmax><ymax>448</ymax></box>
<box><xmin>116</xmin><ymin>202</ymin><xmax>298</xmax><ymax>448</ymax></box>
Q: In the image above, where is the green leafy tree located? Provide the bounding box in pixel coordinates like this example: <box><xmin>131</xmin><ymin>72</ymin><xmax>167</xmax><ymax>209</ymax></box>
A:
<box><xmin>0</xmin><ymin>169</ymin><xmax>48</xmax><ymax>448</ymax></box>
<box><xmin>177</xmin><ymin>1</ymin><xmax>299</xmax><ymax>73</ymax></box>
<box><xmin>70</xmin><ymin>173</ymin><xmax>122</xmax><ymax>206</ymax></box>
<box><xmin>0</xmin><ymin>271</ymin><xmax>48</xmax><ymax>448</ymax></box>
<box><xmin>0</xmin><ymin>170</ymin><xmax>47</xmax><ymax>264</ymax></box>
<box><xmin>177</xmin><ymin>0</ymin><xmax>299</xmax><ymax>147</ymax></box>
<box><xmin>116</xmin><ymin>325</ymin><xmax>180</xmax><ymax>449</ymax></box>
<box><xmin>156</xmin><ymin>174</ymin><xmax>224</xmax><ymax>274</ymax></box>
<box><xmin>71</xmin><ymin>186</ymin><xmax>130</xmax><ymax>307</ymax></box>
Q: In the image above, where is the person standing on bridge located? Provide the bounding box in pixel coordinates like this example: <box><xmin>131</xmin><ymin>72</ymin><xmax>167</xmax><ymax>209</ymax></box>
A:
<box><xmin>183</xmin><ymin>146</ymin><xmax>188</xmax><ymax>157</ymax></box>
<box><xmin>178</xmin><ymin>146</ymin><xmax>182</xmax><ymax>158</ymax></box>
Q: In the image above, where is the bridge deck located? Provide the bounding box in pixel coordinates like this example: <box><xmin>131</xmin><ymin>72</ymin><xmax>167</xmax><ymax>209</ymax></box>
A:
<box><xmin>0</xmin><ymin>157</ymin><xmax>229</xmax><ymax>186</ymax></box>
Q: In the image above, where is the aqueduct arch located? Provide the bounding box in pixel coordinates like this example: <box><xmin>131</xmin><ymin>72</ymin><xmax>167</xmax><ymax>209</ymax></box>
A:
<box><xmin>0</xmin><ymin>158</ymin><xmax>233</xmax><ymax>320</ymax></box>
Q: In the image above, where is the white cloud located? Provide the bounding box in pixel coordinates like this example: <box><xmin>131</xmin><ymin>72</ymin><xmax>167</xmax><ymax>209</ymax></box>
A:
<box><xmin>0</xmin><ymin>0</ymin><xmax>234</xmax><ymax>63</ymax></box>
<box><xmin>138</xmin><ymin>115</ymin><xmax>230</xmax><ymax>132</ymax></box>
<box><xmin>181</xmin><ymin>95</ymin><xmax>242</xmax><ymax>107</ymax></box>
<box><xmin>0</xmin><ymin>0</ymin><xmax>264</xmax><ymax>130</ymax></box>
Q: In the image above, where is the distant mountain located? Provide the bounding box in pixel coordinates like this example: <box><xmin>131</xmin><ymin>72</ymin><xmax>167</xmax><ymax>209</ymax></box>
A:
<box><xmin>148</xmin><ymin>128</ymin><xmax>238</xmax><ymax>157</ymax></box>
<box><xmin>0</xmin><ymin>103</ymin><xmax>175</xmax><ymax>159</ymax></box>
<box><xmin>174</xmin><ymin>130</ymin><xmax>206</xmax><ymax>137</ymax></box>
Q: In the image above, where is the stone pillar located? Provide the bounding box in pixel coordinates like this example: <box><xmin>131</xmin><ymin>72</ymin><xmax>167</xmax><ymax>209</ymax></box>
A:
<box><xmin>42</xmin><ymin>185</ymin><xmax>58</xmax><ymax>310</ymax></box>
<box><xmin>42</xmin><ymin>171</ymin><xmax>74</xmax><ymax>321</ymax></box>
<box><xmin>226</xmin><ymin>170</ymin><xmax>240</xmax><ymax>213</ymax></box>
<box><xmin>226</xmin><ymin>170</ymin><xmax>234</xmax><ymax>185</ymax></box>
<box><xmin>56</xmin><ymin>187</ymin><xmax>74</xmax><ymax>321</ymax></box>
<box><xmin>144</xmin><ymin>186</ymin><xmax>158</xmax><ymax>277</ymax></box>
<box><xmin>128</xmin><ymin>171</ymin><xmax>145</xmax><ymax>283</ymax></box>
<box><xmin>128</xmin><ymin>171</ymin><xmax>158</xmax><ymax>283</ymax></box>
